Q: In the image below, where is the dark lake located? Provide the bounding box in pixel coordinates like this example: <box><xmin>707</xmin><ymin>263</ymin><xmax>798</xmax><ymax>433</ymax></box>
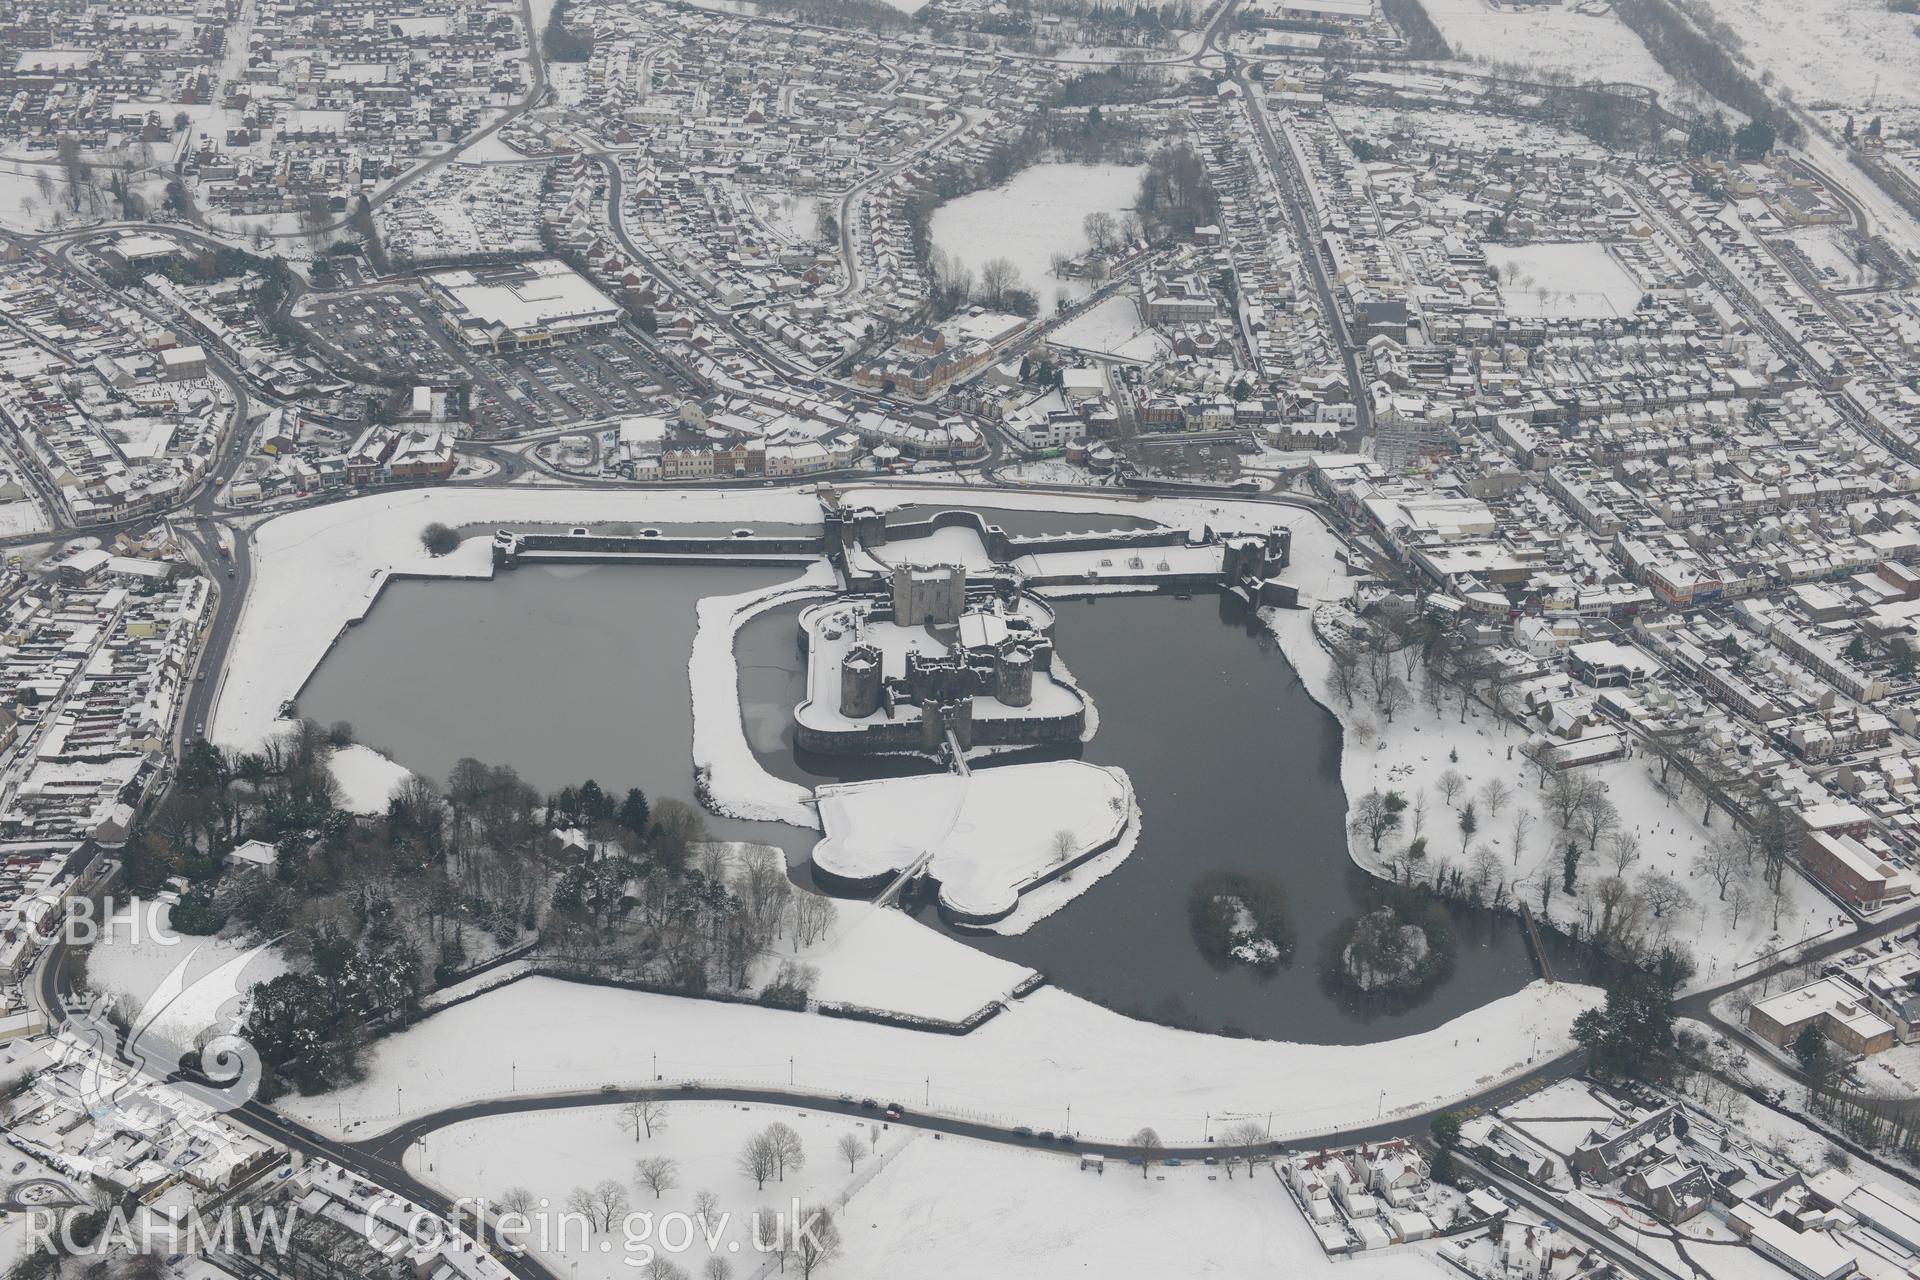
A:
<box><xmin>302</xmin><ymin>526</ymin><xmax>1566</xmax><ymax>1045</ymax></box>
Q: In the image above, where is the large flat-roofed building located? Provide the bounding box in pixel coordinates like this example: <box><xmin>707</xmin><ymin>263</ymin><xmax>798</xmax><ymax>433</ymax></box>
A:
<box><xmin>428</xmin><ymin>259</ymin><xmax>622</xmax><ymax>352</ymax></box>
<box><xmin>1801</xmin><ymin>830</ymin><xmax>1917</xmax><ymax>911</ymax></box>
<box><xmin>1748</xmin><ymin>976</ymin><xmax>1896</xmax><ymax>1057</ymax></box>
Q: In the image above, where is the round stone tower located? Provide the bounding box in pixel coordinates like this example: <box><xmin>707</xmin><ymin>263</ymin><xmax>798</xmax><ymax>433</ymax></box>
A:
<box><xmin>840</xmin><ymin>643</ymin><xmax>883</xmax><ymax>718</ymax></box>
<box><xmin>995</xmin><ymin>645</ymin><xmax>1034</xmax><ymax>707</ymax></box>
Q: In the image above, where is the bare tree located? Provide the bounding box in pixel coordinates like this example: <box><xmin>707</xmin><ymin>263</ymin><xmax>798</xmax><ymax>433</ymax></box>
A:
<box><xmin>753</xmin><ymin>1204</ymin><xmax>793</xmax><ymax>1273</ymax></box>
<box><xmin>789</xmin><ymin>893</ymin><xmax>838</xmax><ymax>948</ymax></box>
<box><xmin>1221</xmin><ymin>1121</ymin><xmax>1268</xmax><ymax>1181</ymax></box>
<box><xmin>498</xmin><ymin>1186</ymin><xmax>536</xmax><ymax>1215</ymax></box>
<box><xmin>836</xmin><ymin>1132</ymin><xmax>865</xmax><ymax>1173</ymax></box>
<box><xmin>643</xmin><ymin>1259</ymin><xmax>688</xmax><ymax>1280</ymax></box>
<box><xmin>1083</xmin><ymin>210</ymin><xmax>1117</xmax><ymax>251</ymax></box>
<box><xmin>1724</xmin><ymin>883</ymin><xmax>1753</xmax><ymax>930</ymax></box>
<box><xmin>1477</xmin><ymin>777</ymin><xmax>1511</xmax><ymax>817</ymax></box>
<box><xmin>703</xmin><ymin>1259</ymin><xmax>734</xmax><ymax>1280</ymax></box>
<box><xmin>1328</xmin><ymin>639</ymin><xmax>1365</xmax><ymax>707</ymax></box>
<box><xmin>1635</xmin><ymin>872</ymin><xmax>1692</xmax><ymax>933</ymax></box>
<box><xmin>1768</xmin><ymin>873</ymin><xmax>1790</xmax><ymax>931</ymax></box>
<box><xmin>565</xmin><ymin>1185</ymin><xmax>598</xmax><ymax>1228</ymax></box>
<box><xmin>978</xmin><ymin>256</ymin><xmax>1023</xmax><ymax>307</ymax></box>
<box><xmin>1377</xmin><ymin>674</ymin><xmax>1410</xmax><ymax>723</ymax></box>
<box><xmin>1510</xmin><ymin>808</ymin><xmax>1535</xmax><ymax>866</ymax></box>
<box><xmin>619</xmin><ymin>1098</ymin><xmax>670</xmax><ymax>1140</ymax></box>
<box><xmin>766</xmin><ymin>1122</ymin><xmax>806</xmax><ymax>1181</ymax></box>
<box><xmin>1436</xmin><ymin>769</ymin><xmax>1466</xmax><ymax>806</ymax></box>
<box><xmin>736</xmin><ymin>845</ymin><xmax>792</xmax><ymax>945</ymax></box>
<box><xmin>1349</xmin><ymin>790</ymin><xmax>1402</xmax><ymax>853</ymax></box>
<box><xmin>636</xmin><ymin>1156</ymin><xmax>679</xmax><ymax>1201</ymax></box>
<box><xmin>1605</xmin><ymin>830</ymin><xmax>1643</xmax><ymax>876</ymax></box>
<box><xmin>1050</xmin><ymin>829</ymin><xmax>1077</xmax><ymax>865</ymax></box>
<box><xmin>1468</xmin><ymin>844</ymin><xmax>1503</xmax><ymax>905</ymax></box>
<box><xmin>1574</xmin><ymin>791</ymin><xmax>1620</xmax><ymax>854</ymax></box>
<box><xmin>738</xmin><ymin>1132</ymin><xmax>777</xmax><ymax>1190</ymax></box>
<box><xmin>693</xmin><ymin>1190</ymin><xmax>721</xmax><ymax>1228</ymax></box>
<box><xmin>794</xmin><ymin>1205</ymin><xmax>841</xmax><ymax>1279</ymax></box>
<box><xmin>592</xmin><ymin>1179</ymin><xmax>631</xmax><ymax>1231</ymax></box>
<box><xmin>1694</xmin><ymin>835</ymin><xmax>1745</xmax><ymax>899</ymax></box>
<box><xmin>1129</xmin><ymin>1127</ymin><xmax>1165</xmax><ymax>1179</ymax></box>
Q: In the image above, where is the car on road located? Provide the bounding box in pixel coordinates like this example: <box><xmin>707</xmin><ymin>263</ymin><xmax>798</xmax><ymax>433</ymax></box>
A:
<box><xmin>858</xmin><ymin>1098</ymin><xmax>878</xmax><ymax>1110</ymax></box>
<box><xmin>882</xmin><ymin>1104</ymin><xmax>903</xmax><ymax>1121</ymax></box>
<box><xmin>599</xmin><ymin>1084</ymin><xmax>618</xmax><ymax>1093</ymax></box>
<box><xmin>1013</xmin><ymin>1126</ymin><xmax>1033</xmax><ymax>1138</ymax></box>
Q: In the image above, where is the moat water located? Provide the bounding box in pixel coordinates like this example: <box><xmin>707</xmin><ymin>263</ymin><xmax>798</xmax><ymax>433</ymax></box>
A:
<box><xmin>302</xmin><ymin>516</ymin><xmax>1578</xmax><ymax>1045</ymax></box>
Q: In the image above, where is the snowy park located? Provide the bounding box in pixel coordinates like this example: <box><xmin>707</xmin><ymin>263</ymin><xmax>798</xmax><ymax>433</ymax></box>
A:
<box><xmin>287</xmin><ymin>973</ymin><xmax>1596</xmax><ymax>1142</ymax></box>
<box><xmin>403</xmin><ymin>1101</ymin><xmax>1442</xmax><ymax>1280</ymax></box>
<box><xmin>1486</xmin><ymin>242</ymin><xmax>1645</xmax><ymax>320</ymax></box>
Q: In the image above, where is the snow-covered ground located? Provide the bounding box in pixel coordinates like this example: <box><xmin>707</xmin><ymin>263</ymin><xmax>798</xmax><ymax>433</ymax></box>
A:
<box><xmin>1262</xmin><ymin>587</ymin><xmax>1845</xmax><ymax>989</ymax></box>
<box><xmin>85</xmin><ymin>899</ymin><xmax>288</xmax><ymax>1053</ymax></box>
<box><xmin>0</xmin><ymin>498</ymin><xmax>51</xmax><ymax>538</ymax></box>
<box><xmin>1048</xmin><ymin>294</ymin><xmax>1170</xmax><ymax>362</ymax></box>
<box><xmin>813</xmin><ymin>761</ymin><xmax>1135</xmax><ymax>925</ymax></box>
<box><xmin>1487</xmin><ymin>242</ymin><xmax>1644</xmax><ymax>319</ymax></box>
<box><xmin>828</xmin><ymin>1134</ymin><xmax>1440</xmax><ymax>1280</ymax></box>
<box><xmin>759</xmin><ymin>896</ymin><xmax>1037</xmax><ymax>1021</ymax></box>
<box><xmin>285</xmin><ymin>974</ymin><xmax>1597</xmax><ymax>1143</ymax></box>
<box><xmin>1419</xmin><ymin>0</ymin><xmax>1692</xmax><ymax>102</ymax></box>
<box><xmin>929</xmin><ymin>163</ymin><xmax>1144</xmax><ymax>305</ymax></box>
<box><xmin>1691</xmin><ymin>0</ymin><xmax>1920</xmax><ymax>111</ymax></box>
<box><xmin>688</xmin><ymin>566</ymin><xmax>835</xmax><ymax>826</ymax></box>
<box><xmin>406</xmin><ymin>1101</ymin><xmax>903</xmax><ymax>1277</ymax></box>
<box><xmin>0</xmin><ymin>162</ymin><xmax>103</xmax><ymax>233</ymax></box>
<box><xmin>404</xmin><ymin>1101</ymin><xmax>1438</xmax><ymax>1280</ymax></box>
<box><xmin>328</xmin><ymin>743</ymin><xmax>411</xmax><ymax>813</ymax></box>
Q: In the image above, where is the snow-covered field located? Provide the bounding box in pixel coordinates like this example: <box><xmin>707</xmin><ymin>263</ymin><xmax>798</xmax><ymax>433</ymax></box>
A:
<box><xmin>1487</xmin><ymin>242</ymin><xmax>1644</xmax><ymax>319</ymax></box>
<box><xmin>1420</xmin><ymin>0</ymin><xmax>1691</xmax><ymax>101</ymax></box>
<box><xmin>1049</xmin><ymin>293</ymin><xmax>1169</xmax><ymax>362</ymax></box>
<box><xmin>328</xmin><ymin>742</ymin><xmax>411</xmax><ymax>813</ymax></box>
<box><xmin>761</xmin><ymin>895</ymin><xmax>1037</xmax><ymax>1021</ymax></box>
<box><xmin>929</xmin><ymin>163</ymin><xmax>1144</xmax><ymax>305</ymax></box>
<box><xmin>405</xmin><ymin>1101</ymin><xmax>1438</xmax><ymax>1280</ymax></box>
<box><xmin>85</xmin><ymin>899</ymin><xmax>288</xmax><ymax>1053</ymax></box>
<box><xmin>285</xmin><ymin>974</ymin><xmax>1597</xmax><ymax>1143</ymax></box>
<box><xmin>829</xmin><ymin>1134</ymin><xmax>1440</xmax><ymax>1280</ymax></box>
<box><xmin>407</xmin><ymin>1101</ymin><xmax>891</xmax><ymax>1277</ymax></box>
<box><xmin>0</xmin><ymin>162</ymin><xmax>101</xmax><ymax>233</ymax></box>
<box><xmin>0</xmin><ymin>498</ymin><xmax>51</xmax><ymax>538</ymax></box>
<box><xmin>1691</xmin><ymin>0</ymin><xmax>1920</xmax><ymax>110</ymax></box>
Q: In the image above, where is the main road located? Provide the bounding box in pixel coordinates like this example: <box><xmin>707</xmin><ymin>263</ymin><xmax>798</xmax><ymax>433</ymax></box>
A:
<box><xmin>1229</xmin><ymin>49</ymin><xmax>1374</xmax><ymax>437</ymax></box>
